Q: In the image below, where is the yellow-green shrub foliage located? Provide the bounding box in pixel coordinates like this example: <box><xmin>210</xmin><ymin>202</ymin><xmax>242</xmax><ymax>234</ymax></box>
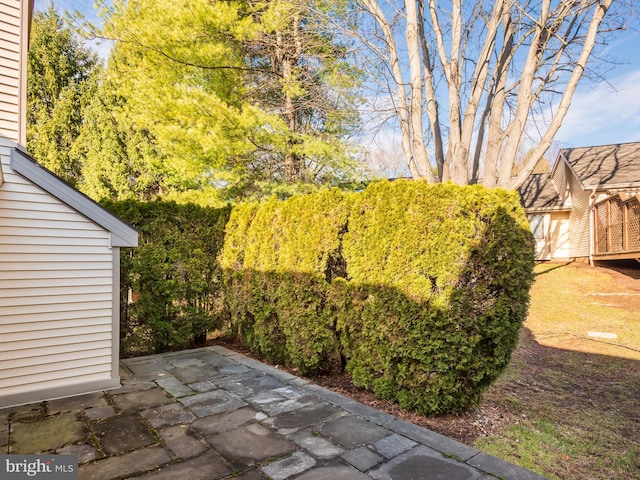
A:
<box><xmin>221</xmin><ymin>180</ymin><xmax>535</xmax><ymax>412</ymax></box>
<box><xmin>220</xmin><ymin>189</ymin><xmax>349</xmax><ymax>373</ymax></box>
<box><xmin>338</xmin><ymin>180</ymin><xmax>535</xmax><ymax>414</ymax></box>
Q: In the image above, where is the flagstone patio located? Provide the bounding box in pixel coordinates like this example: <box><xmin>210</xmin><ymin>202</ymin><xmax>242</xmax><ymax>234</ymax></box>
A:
<box><xmin>1</xmin><ymin>345</ymin><xmax>547</xmax><ymax>480</ymax></box>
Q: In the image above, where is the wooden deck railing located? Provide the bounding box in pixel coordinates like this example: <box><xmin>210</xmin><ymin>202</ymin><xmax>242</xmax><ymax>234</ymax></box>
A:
<box><xmin>594</xmin><ymin>194</ymin><xmax>640</xmax><ymax>259</ymax></box>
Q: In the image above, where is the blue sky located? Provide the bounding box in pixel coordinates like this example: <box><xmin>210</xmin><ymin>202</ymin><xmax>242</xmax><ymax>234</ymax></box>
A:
<box><xmin>36</xmin><ymin>0</ymin><xmax>640</xmax><ymax>151</ymax></box>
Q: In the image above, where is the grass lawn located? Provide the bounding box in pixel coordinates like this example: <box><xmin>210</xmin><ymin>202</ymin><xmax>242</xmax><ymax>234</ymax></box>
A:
<box><xmin>475</xmin><ymin>262</ymin><xmax>640</xmax><ymax>480</ymax></box>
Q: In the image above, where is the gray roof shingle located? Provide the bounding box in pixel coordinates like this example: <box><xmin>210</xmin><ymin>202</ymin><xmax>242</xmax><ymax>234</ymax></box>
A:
<box><xmin>561</xmin><ymin>142</ymin><xmax>640</xmax><ymax>187</ymax></box>
<box><xmin>517</xmin><ymin>173</ymin><xmax>562</xmax><ymax>210</ymax></box>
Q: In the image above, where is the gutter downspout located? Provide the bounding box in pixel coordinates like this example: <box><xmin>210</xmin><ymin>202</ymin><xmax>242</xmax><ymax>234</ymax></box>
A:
<box><xmin>588</xmin><ymin>186</ymin><xmax>598</xmax><ymax>266</ymax></box>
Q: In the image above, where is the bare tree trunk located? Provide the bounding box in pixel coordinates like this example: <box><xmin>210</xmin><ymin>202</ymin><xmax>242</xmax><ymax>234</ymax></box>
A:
<box><xmin>483</xmin><ymin>8</ymin><xmax>516</xmax><ymax>188</ymax></box>
<box><xmin>277</xmin><ymin>18</ymin><xmax>303</xmax><ymax>182</ymax></box>
<box><xmin>417</xmin><ymin>0</ymin><xmax>444</xmax><ymax>180</ymax></box>
<box><xmin>355</xmin><ymin>0</ymin><xmax>621</xmax><ymax>188</ymax></box>
<box><xmin>507</xmin><ymin>0</ymin><xmax>613</xmax><ymax>189</ymax></box>
<box><xmin>405</xmin><ymin>0</ymin><xmax>436</xmax><ymax>182</ymax></box>
<box><xmin>362</xmin><ymin>0</ymin><xmax>425</xmax><ymax>179</ymax></box>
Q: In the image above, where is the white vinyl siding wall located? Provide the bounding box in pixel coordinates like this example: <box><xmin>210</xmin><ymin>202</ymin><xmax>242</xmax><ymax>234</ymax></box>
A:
<box><xmin>0</xmin><ymin>0</ymin><xmax>21</xmax><ymax>145</ymax></box>
<box><xmin>0</xmin><ymin>141</ymin><xmax>118</xmax><ymax>405</ymax></box>
<box><xmin>552</xmin><ymin>161</ymin><xmax>567</xmax><ymax>205</ymax></box>
<box><xmin>567</xmin><ymin>170</ymin><xmax>591</xmax><ymax>257</ymax></box>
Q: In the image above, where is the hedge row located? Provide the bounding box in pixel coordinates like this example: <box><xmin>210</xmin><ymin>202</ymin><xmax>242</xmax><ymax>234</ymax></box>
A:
<box><xmin>102</xmin><ymin>199</ymin><xmax>231</xmax><ymax>356</ymax></box>
<box><xmin>220</xmin><ymin>180</ymin><xmax>535</xmax><ymax>414</ymax></box>
<box><xmin>221</xmin><ymin>189</ymin><xmax>350</xmax><ymax>373</ymax></box>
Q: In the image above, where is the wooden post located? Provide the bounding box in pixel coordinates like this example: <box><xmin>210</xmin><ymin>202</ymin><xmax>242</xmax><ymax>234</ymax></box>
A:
<box><xmin>606</xmin><ymin>199</ymin><xmax>612</xmax><ymax>254</ymax></box>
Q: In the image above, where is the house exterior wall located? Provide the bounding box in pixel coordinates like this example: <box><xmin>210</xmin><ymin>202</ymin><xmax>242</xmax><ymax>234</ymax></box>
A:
<box><xmin>0</xmin><ymin>0</ymin><xmax>28</xmax><ymax>187</ymax></box>
<box><xmin>0</xmin><ymin>140</ymin><xmax>121</xmax><ymax>407</ymax></box>
<box><xmin>527</xmin><ymin>211</ymin><xmax>571</xmax><ymax>260</ymax></box>
<box><xmin>551</xmin><ymin>160</ymin><xmax>567</xmax><ymax>205</ymax></box>
<box><xmin>0</xmin><ymin>1</ymin><xmax>134</xmax><ymax>408</ymax></box>
<box><xmin>527</xmin><ymin>213</ymin><xmax>550</xmax><ymax>260</ymax></box>
<box><xmin>567</xmin><ymin>168</ymin><xmax>591</xmax><ymax>257</ymax></box>
<box><xmin>549</xmin><ymin>212</ymin><xmax>570</xmax><ymax>258</ymax></box>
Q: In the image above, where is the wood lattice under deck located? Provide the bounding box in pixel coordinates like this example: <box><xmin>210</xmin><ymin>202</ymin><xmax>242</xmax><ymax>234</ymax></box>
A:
<box><xmin>594</xmin><ymin>194</ymin><xmax>640</xmax><ymax>260</ymax></box>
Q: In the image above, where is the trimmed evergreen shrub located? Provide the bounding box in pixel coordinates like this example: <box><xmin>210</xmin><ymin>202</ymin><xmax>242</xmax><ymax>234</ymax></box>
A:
<box><xmin>220</xmin><ymin>190</ymin><xmax>348</xmax><ymax>373</ymax></box>
<box><xmin>338</xmin><ymin>181</ymin><xmax>535</xmax><ymax>413</ymax></box>
<box><xmin>219</xmin><ymin>180</ymin><xmax>535</xmax><ymax>413</ymax></box>
<box><xmin>102</xmin><ymin>199</ymin><xmax>231</xmax><ymax>356</ymax></box>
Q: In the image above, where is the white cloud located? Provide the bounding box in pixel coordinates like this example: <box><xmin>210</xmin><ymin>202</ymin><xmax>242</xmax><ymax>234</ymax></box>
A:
<box><xmin>554</xmin><ymin>69</ymin><xmax>640</xmax><ymax>147</ymax></box>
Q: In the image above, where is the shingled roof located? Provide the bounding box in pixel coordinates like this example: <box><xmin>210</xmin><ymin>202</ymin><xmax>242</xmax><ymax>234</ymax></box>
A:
<box><xmin>517</xmin><ymin>173</ymin><xmax>563</xmax><ymax>210</ymax></box>
<box><xmin>561</xmin><ymin>142</ymin><xmax>640</xmax><ymax>187</ymax></box>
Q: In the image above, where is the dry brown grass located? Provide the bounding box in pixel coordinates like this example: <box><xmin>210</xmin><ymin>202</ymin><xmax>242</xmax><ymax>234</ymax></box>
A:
<box><xmin>475</xmin><ymin>262</ymin><xmax>640</xmax><ymax>480</ymax></box>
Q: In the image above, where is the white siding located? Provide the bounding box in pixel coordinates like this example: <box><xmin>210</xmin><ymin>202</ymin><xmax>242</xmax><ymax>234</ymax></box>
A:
<box><xmin>0</xmin><ymin>147</ymin><xmax>118</xmax><ymax>406</ymax></box>
<box><xmin>552</xmin><ymin>160</ymin><xmax>568</xmax><ymax>205</ymax></box>
<box><xmin>567</xmin><ymin>169</ymin><xmax>591</xmax><ymax>257</ymax></box>
<box><xmin>0</xmin><ymin>0</ymin><xmax>22</xmax><ymax>146</ymax></box>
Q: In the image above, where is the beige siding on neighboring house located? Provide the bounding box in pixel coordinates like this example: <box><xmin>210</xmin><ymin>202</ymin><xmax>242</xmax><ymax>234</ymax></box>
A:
<box><xmin>549</xmin><ymin>212</ymin><xmax>570</xmax><ymax>258</ymax></box>
<box><xmin>567</xmin><ymin>170</ymin><xmax>591</xmax><ymax>257</ymax></box>
<box><xmin>552</xmin><ymin>161</ymin><xmax>567</xmax><ymax>205</ymax></box>
<box><xmin>0</xmin><ymin>144</ymin><xmax>120</xmax><ymax>407</ymax></box>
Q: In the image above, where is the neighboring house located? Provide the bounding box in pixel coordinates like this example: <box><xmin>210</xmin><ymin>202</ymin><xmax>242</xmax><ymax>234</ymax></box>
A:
<box><xmin>0</xmin><ymin>1</ymin><xmax>137</xmax><ymax>408</ymax></box>
<box><xmin>518</xmin><ymin>142</ymin><xmax>640</xmax><ymax>262</ymax></box>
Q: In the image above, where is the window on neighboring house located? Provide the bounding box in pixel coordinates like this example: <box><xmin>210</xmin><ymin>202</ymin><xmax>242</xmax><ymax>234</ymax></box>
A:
<box><xmin>528</xmin><ymin>214</ymin><xmax>545</xmax><ymax>240</ymax></box>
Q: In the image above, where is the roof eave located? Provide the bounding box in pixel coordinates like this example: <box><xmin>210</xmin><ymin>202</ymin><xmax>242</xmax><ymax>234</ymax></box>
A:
<box><xmin>10</xmin><ymin>147</ymin><xmax>138</xmax><ymax>247</ymax></box>
<box><xmin>524</xmin><ymin>206</ymin><xmax>572</xmax><ymax>214</ymax></box>
<box><xmin>582</xmin><ymin>181</ymin><xmax>640</xmax><ymax>191</ymax></box>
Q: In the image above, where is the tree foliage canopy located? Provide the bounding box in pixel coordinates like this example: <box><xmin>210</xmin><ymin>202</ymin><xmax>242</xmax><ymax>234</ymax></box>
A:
<box><xmin>92</xmin><ymin>0</ymin><xmax>364</xmax><ymax>203</ymax></box>
<box><xmin>27</xmin><ymin>5</ymin><xmax>98</xmax><ymax>187</ymax></box>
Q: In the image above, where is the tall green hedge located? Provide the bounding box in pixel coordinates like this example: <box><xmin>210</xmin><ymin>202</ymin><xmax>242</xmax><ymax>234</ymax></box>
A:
<box><xmin>220</xmin><ymin>180</ymin><xmax>535</xmax><ymax>414</ymax></box>
<box><xmin>102</xmin><ymin>199</ymin><xmax>231</xmax><ymax>356</ymax></box>
<box><xmin>221</xmin><ymin>190</ymin><xmax>349</xmax><ymax>373</ymax></box>
<box><xmin>337</xmin><ymin>182</ymin><xmax>535</xmax><ymax>413</ymax></box>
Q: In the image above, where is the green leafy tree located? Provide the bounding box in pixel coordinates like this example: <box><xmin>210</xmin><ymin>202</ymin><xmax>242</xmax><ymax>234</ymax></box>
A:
<box><xmin>244</xmin><ymin>0</ymin><xmax>363</xmax><ymax>183</ymax></box>
<box><xmin>74</xmin><ymin>66</ymin><xmax>162</xmax><ymax>202</ymax></box>
<box><xmin>95</xmin><ymin>0</ymin><xmax>363</xmax><ymax>202</ymax></box>
<box><xmin>27</xmin><ymin>5</ymin><xmax>98</xmax><ymax>187</ymax></box>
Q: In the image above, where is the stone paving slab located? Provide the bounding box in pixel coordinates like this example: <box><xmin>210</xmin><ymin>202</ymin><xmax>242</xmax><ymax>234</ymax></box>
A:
<box><xmin>2</xmin><ymin>345</ymin><xmax>548</xmax><ymax>480</ymax></box>
<box><xmin>157</xmin><ymin>424</ymin><xmax>208</xmax><ymax>459</ymax></box>
<box><xmin>342</xmin><ymin>445</ymin><xmax>384</xmax><ymax>471</ymax></box>
<box><xmin>10</xmin><ymin>412</ymin><xmax>86</xmax><ymax>453</ymax></box>
<box><xmin>319</xmin><ymin>414</ymin><xmax>391</xmax><ymax>449</ymax></box>
<box><xmin>295</xmin><ymin>464</ymin><xmax>371</xmax><ymax>480</ymax></box>
<box><xmin>131</xmin><ymin>450</ymin><xmax>234</xmax><ymax>480</ymax></box>
<box><xmin>93</xmin><ymin>414</ymin><xmax>157</xmax><ymax>455</ymax></box>
<box><xmin>155</xmin><ymin>375</ymin><xmax>195</xmax><ymax>397</ymax></box>
<box><xmin>369</xmin><ymin>445</ymin><xmax>485</xmax><ymax>480</ymax></box>
<box><xmin>467</xmin><ymin>452</ymin><xmax>550</xmax><ymax>480</ymax></box>
<box><xmin>178</xmin><ymin>389</ymin><xmax>246</xmax><ymax>417</ymax></box>
<box><xmin>289</xmin><ymin>429</ymin><xmax>346</xmax><ymax>459</ymax></box>
<box><xmin>111</xmin><ymin>388</ymin><xmax>174</xmax><ymax>413</ymax></box>
<box><xmin>190</xmin><ymin>406</ymin><xmax>259</xmax><ymax>435</ymax></box>
<box><xmin>261</xmin><ymin>450</ymin><xmax>317</xmax><ymax>480</ymax></box>
<box><xmin>78</xmin><ymin>445</ymin><xmax>172</xmax><ymax>480</ymax></box>
<box><xmin>207</xmin><ymin>422</ymin><xmax>297</xmax><ymax>468</ymax></box>
<box><xmin>140</xmin><ymin>402</ymin><xmax>194</xmax><ymax>428</ymax></box>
